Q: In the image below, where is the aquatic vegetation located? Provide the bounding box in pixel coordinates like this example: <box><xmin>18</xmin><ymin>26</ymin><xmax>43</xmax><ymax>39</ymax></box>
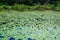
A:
<box><xmin>0</xmin><ymin>11</ymin><xmax>60</xmax><ymax>40</ymax></box>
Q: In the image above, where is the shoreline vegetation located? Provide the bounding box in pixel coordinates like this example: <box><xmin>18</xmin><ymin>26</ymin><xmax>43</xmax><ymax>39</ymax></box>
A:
<box><xmin>0</xmin><ymin>0</ymin><xmax>60</xmax><ymax>11</ymax></box>
<box><xmin>0</xmin><ymin>4</ymin><xmax>60</xmax><ymax>11</ymax></box>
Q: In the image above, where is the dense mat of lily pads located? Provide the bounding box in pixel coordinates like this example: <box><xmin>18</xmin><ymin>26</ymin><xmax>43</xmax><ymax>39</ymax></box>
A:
<box><xmin>0</xmin><ymin>11</ymin><xmax>60</xmax><ymax>40</ymax></box>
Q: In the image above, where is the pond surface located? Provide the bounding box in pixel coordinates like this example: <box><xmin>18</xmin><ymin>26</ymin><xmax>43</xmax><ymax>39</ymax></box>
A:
<box><xmin>0</xmin><ymin>11</ymin><xmax>60</xmax><ymax>40</ymax></box>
